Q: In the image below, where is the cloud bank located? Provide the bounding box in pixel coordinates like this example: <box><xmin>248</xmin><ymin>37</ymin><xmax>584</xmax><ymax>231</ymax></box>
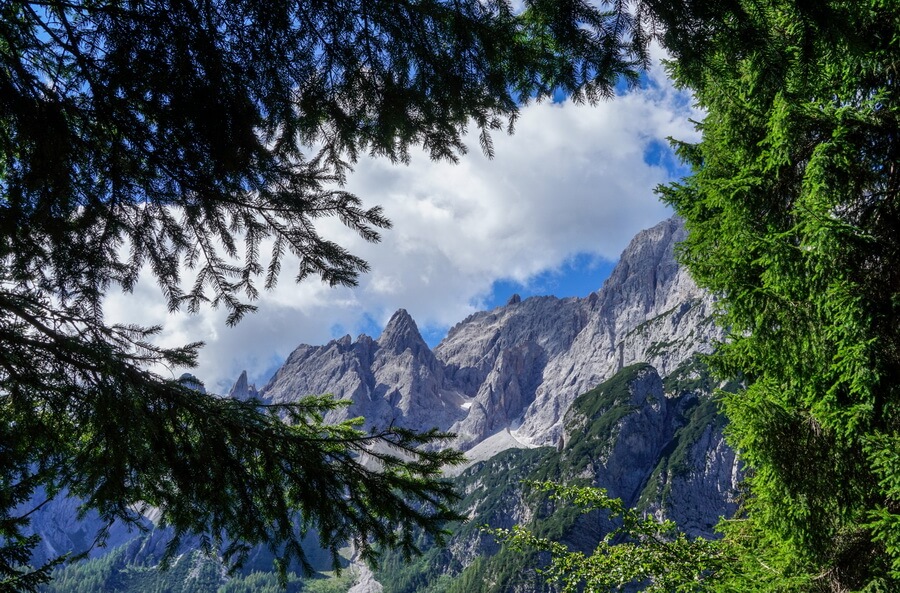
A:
<box><xmin>106</xmin><ymin>56</ymin><xmax>701</xmax><ymax>394</ymax></box>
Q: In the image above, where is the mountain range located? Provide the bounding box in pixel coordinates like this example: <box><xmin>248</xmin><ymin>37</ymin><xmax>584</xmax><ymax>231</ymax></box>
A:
<box><xmin>261</xmin><ymin>217</ymin><xmax>720</xmax><ymax>451</ymax></box>
<box><xmin>28</xmin><ymin>216</ymin><xmax>741</xmax><ymax>593</ymax></box>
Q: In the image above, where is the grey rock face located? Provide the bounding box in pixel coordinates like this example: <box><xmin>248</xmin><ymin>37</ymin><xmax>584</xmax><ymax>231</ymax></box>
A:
<box><xmin>437</xmin><ymin>295</ymin><xmax>590</xmax><ymax>397</ymax></box>
<box><xmin>227</xmin><ymin>370</ymin><xmax>259</xmax><ymax>400</ymax></box>
<box><xmin>262</xmin><ymin>309</ymin><xmax>468</xmax><ymax>432</ymax></box>
<box><xmin>559</xmin><ymin>363</ymin><xmax>739</xmax><ymax>536</ymax></box>
<box><xmin>574</xmin><ymin>365</ymin><xmax>670</xmax><ymax>504</ymax></box>
<box><xmin>657</xmin><ymin>423</ymin><xmax>740</xmax><ymax>535</ymax></box>
<box><xmin>438</xmin><ymin>217</ymin><xmax>721</xmax><ymax>448</ymax></box>
<box><xmin>516</xmin><ymin>218</ymin><xmax>720</xmax><ymax>445</ymax></box>
<box><xmin>254</xmin><ymin>217</ymin><xmax>722</xmax><ymax>454</ymax></box>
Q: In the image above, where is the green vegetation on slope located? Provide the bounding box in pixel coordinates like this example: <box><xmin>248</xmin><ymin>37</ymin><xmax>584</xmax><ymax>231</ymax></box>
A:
<box><xmin>377</xmin><ymin>359</ymin><xmax>729</xmax><ymax>593</ymax></box>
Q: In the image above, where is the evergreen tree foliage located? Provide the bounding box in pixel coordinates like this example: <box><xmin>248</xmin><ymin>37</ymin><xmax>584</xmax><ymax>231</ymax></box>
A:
<box><xmin>489</xmin><ymin>482</ymin><xmax>722</xmax><ymax>593</ymax></box>
<box><xmin>655</xmin><ymin>0</ymin><xmax>900</xmax><ymax>590</ymax></box>
<box><xmin>0</xmin><ymin>0</ymin><xmax>660</xmax><ymax>588</ymax></box>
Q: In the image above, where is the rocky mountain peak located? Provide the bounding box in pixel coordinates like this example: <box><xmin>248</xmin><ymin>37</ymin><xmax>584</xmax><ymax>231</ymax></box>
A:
<box><xmin>227</xmin><ymin>370</ymin><xmax>258</xmax><ymax>400</ymax></box>
<box><xmin>378</xmin><ymin>308</ymin><xmax>427</xmax><ymax>356</ymax></box>
<box><xmin>596</xmin><ymin>216</ymin><xmax>690</xmax><ymax>328</ymax></box>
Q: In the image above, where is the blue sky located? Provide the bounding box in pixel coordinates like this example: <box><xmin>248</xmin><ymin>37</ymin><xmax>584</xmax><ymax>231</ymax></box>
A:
<box><xmin>106</xmin><ymin>45</ymin><xmax>701</xmax><ymax>393</ymax></box>
<box><xmin>353</xmin><ymin>252</ymin><xmax>620</xmax><ymax>349</ymax></box>
<box><xmin>484</xmin><ymin>252</ymin><xmax>619</xmax><ymax>311</ymax></box>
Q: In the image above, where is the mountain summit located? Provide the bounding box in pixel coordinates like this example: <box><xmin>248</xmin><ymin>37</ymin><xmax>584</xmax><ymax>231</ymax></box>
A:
<box><xmin>378</xmin><ymin>308</ymin><xmax>428</xmax><ymax>357</ymax></box>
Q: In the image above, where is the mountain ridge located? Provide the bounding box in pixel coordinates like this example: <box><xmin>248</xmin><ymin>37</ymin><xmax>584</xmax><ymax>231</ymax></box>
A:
<box><xmin>256</xmin><ymin>216</ymin><xmax>721</xmax><ymax>454</ymax></box>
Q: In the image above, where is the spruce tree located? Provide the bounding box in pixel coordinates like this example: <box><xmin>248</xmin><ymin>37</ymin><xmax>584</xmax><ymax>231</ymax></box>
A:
<box><xmin>657</xmin><ymin>0</ymin><xmax>900</xmax><ymax>589</ymax></box>
<box><xmin>493</xmin><ymin>3</ymin><xmax>900</xmax><ymax>591</ymax></box>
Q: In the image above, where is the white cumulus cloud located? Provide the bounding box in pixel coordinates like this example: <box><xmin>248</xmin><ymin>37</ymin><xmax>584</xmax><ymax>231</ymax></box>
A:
<box><xmin>105</xmin><ymin>54</ymin><xmax>702</xmax><ymax>394</ymax></box>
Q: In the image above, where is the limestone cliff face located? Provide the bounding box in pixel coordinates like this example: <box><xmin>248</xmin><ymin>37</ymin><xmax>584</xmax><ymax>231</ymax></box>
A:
<box><xmin>657</xmin><ymin>422</ymin><xmax>740</xmax><ymax>535</ymax></box>
<box><xmin>515</xmin><ymin>217</ymin><xmax>719</xmax><ymax>445</ymax></box>
<box><xmin>257</xmin><ymin>217</ymin><xmax>721</xmax><ymax>454</ymax></box>
<box><xmin>563</xmin><ymin>365</ymin><xmax>670</xmax><ymax>505</ymax></box>
<box><xmin>437</xmin><ymin>295</ymin><xmax>592</xmax><ymax>448</ymax></box>
<box><xmin>560</xmin><ymin>362</ymin><xmax>739</xmax><ymax>535</ymax></box>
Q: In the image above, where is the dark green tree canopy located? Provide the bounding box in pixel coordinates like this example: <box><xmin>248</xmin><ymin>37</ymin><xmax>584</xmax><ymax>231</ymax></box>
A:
<box><xmin>0</xmin><ymin>0</ymin><xmax>658</xmax><ymax>589</ymax></box>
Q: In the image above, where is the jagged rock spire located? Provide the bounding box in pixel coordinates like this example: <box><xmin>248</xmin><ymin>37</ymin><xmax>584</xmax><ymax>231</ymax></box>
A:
<box><xmin>228</xmin><ymin>370</ymin><xmax>258</xmax><ymax>400</ymax></box>
<box><xmin>378</xmin><ymin>309</ymin><xmax>428</xmax><ymax>357</ymax></box>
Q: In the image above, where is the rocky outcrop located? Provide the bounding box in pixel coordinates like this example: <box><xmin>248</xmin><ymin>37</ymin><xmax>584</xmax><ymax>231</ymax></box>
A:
<box><xmin>560</xmin><ymin>362</ymin><xmax>739</xmax><ymax>532</ymax></box>
<box><xmin>562</xmin><ymin>364</ymin><xmax>670</xmax><ymax>505</ymax></box>
<box><xmin>437</xmin><ymin>295</ymin><xmax>592</xmax><ymax>448</ymax></box>
<box><xmin>227</xmin><ymin>370</ymin><xmax>259</xmax><ymax>400</ymax></box>
<box><xmin>656</xmin><ymin>423</ymin><xmax>740</xmax><ymax>535</ymax></box>
<box><xmin>514</xmin><ymin>217</ymin><xmax>719</xmax><ymax>445</ymax></box>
